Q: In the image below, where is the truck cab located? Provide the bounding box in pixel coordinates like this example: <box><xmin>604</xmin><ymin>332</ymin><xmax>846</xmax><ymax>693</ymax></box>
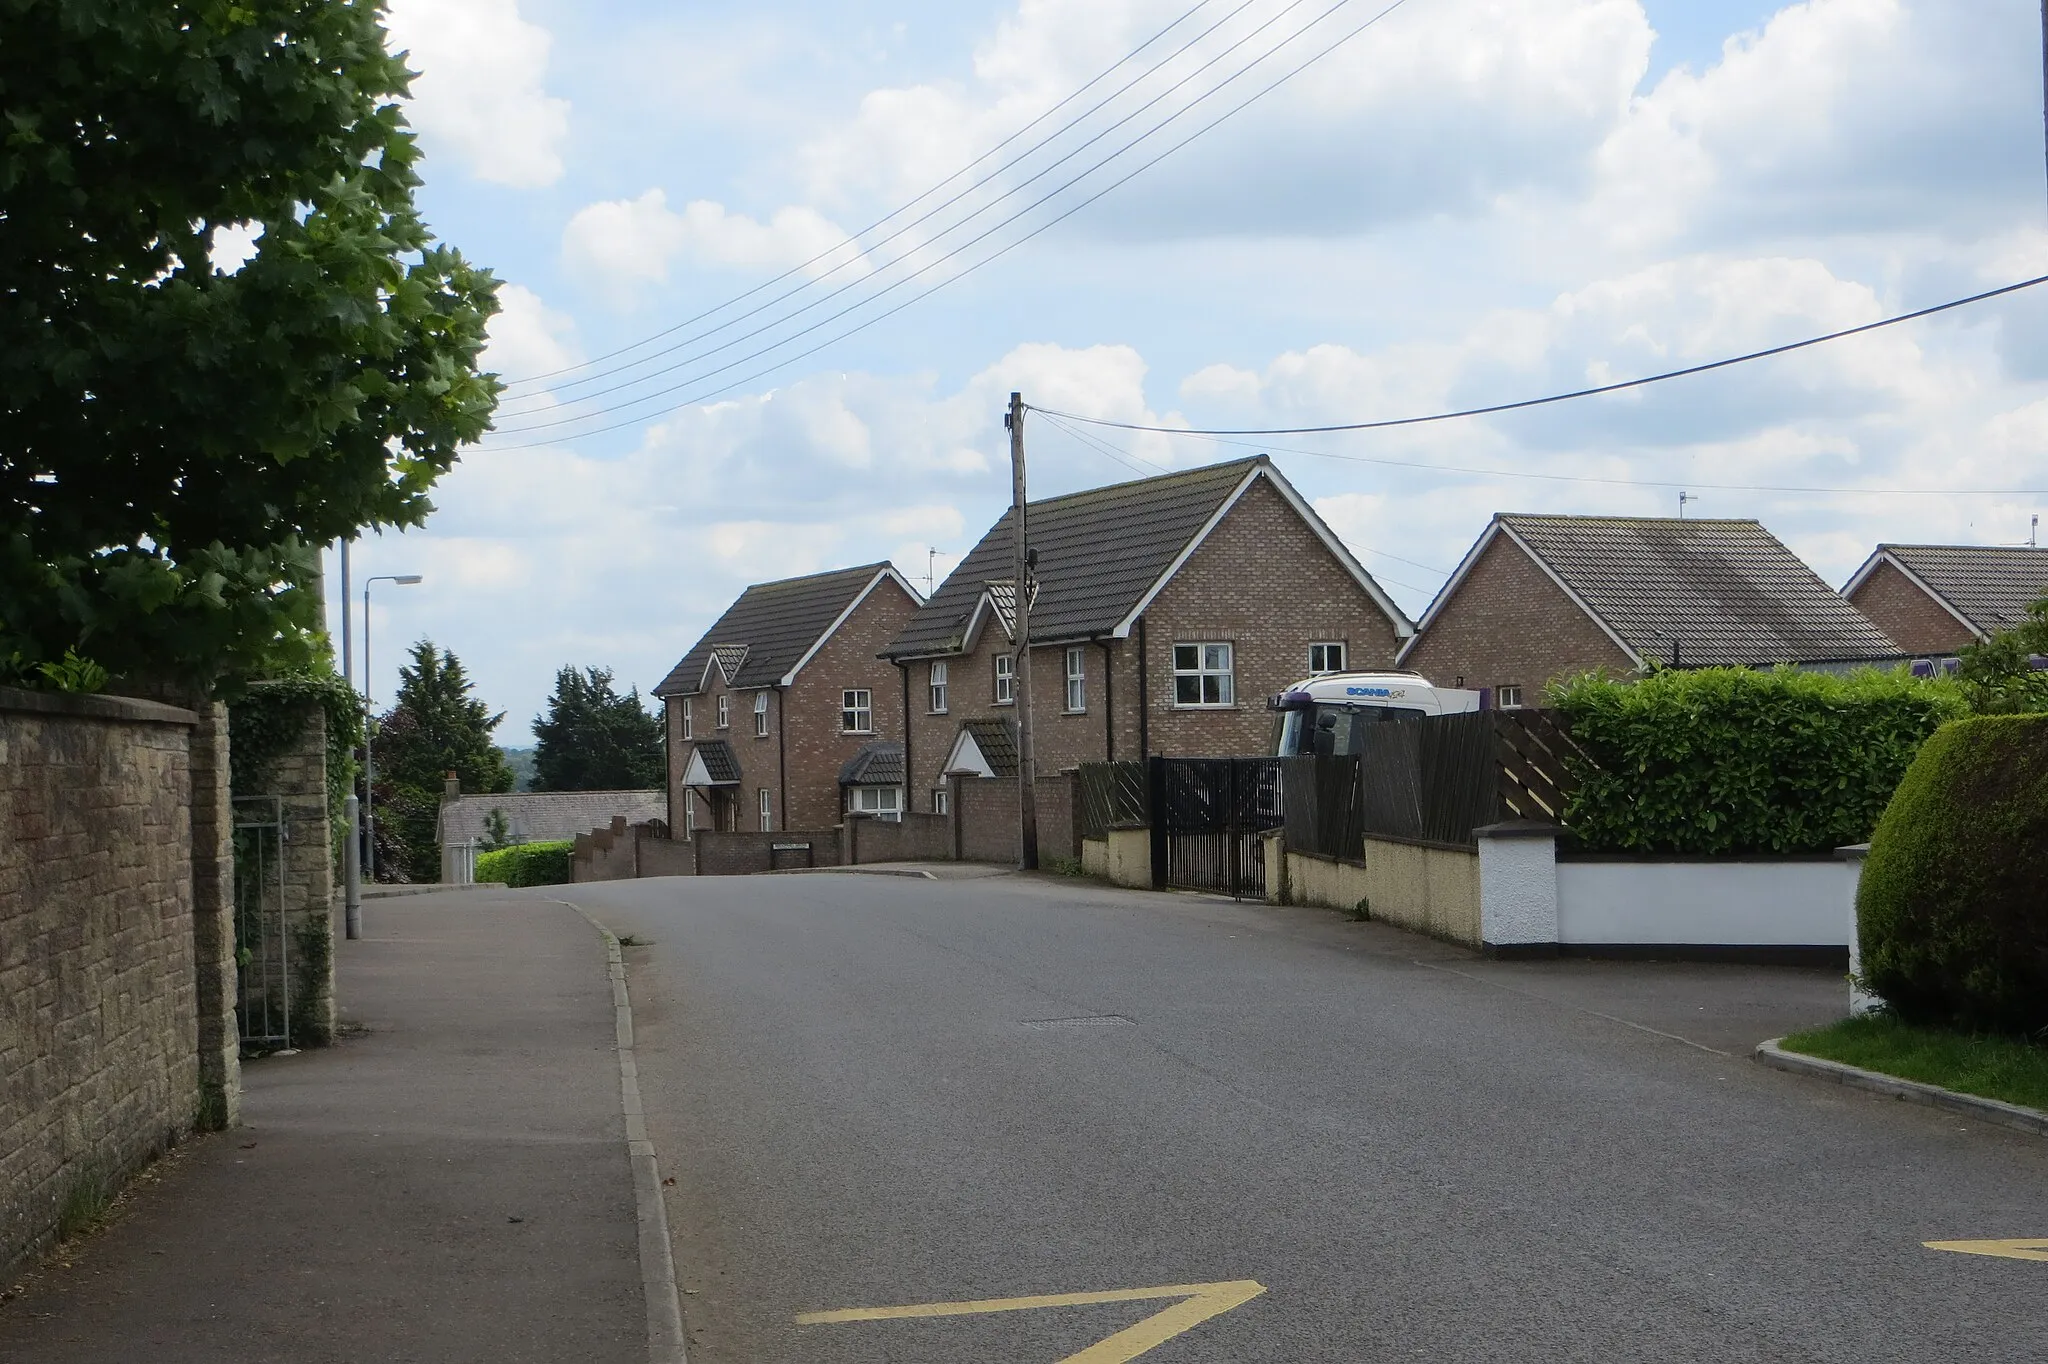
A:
<box><xmin>1268</xmin><ymin>672</ymin><xmax>1485</xmax><ymax>758</ymax></box>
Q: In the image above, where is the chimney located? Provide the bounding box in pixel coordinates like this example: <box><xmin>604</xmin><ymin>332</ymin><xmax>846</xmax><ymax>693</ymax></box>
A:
<box><xmin>443</xmin><ymin>770</ymin><xmax>460</xmax><ymax>802</ymax></box>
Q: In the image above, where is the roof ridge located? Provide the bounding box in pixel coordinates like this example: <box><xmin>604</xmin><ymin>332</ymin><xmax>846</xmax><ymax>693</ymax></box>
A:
<box><xmin>1502</xmin><ymin>512</ymin><xmax>1763</xmax><ymax>527</ymax></box>
<box><xmin>738</xmin><ymin>561</ymin><xmax>892</xmax><ymax>593</ymax></box>
<box><xmin>1019</xmin><ymin>455</ymin><xmax>1263</xmax><ymax>511</ymax></box>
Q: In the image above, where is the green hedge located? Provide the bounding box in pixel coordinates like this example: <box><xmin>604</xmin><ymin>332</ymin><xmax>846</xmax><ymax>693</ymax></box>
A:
<box><xmin>475</xmin><ymin>840</ymin><xmax>573</xmax><ymax>888</ymax></box>
<box><xmin>1857</xmin><ymin>714</ymin><xmax>2048</xmax><ymax>1033</ymax></box>
<box><xmin>1550</xmin><ymin>667</ymin><xmax>1966</xmax><ymax>855</ymax></box>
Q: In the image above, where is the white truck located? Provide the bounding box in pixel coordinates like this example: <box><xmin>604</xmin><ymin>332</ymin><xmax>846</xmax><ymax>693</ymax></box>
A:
<box><xmin>1267</xmin><ymin>671</ymin><xmax>1486</xmax><ymax>758</ymax></box>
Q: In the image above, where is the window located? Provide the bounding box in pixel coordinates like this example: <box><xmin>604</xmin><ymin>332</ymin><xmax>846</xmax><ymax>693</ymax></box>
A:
<box><xmin>847</xmin><ymin>785</ymin><xmax>903</xmax><ymax>821</ymax></box>
<box><xmin>1495</xmin><ymin>684</ymin><xmax>1525</xmax><ymax>710</ymax></box>
<box><xmin>683</xmin><ymin>797</ymin><xmax>694</xmax><ymax>838</ymax></box>
<box><xmin>1172</xmin><ymin>643</ymin><xmax>1235</xmax><ymax>707</ymax></box>
<box><xmin>716</xmin><ymin>694</ymin><xmax>729</xmax><ymax>729</ymax></box>
<box><xmin>994</xmin><ymin>653</ymin><xmax>1015</xmax><ymax>705</ymax></box>
<box><xmin>1308</xmin><ymin>642</ymin><xmax>1347</xmax><ymax>674</ymax></box>
<box><xmin>681</xmin><ymin>698</ymin><xmax>693</xmax><ymax>740</ymax></box>
<box><xmin>842</xmin><ymin>688</ymin><xmax>873</xmax><ymax>733</ymax></box>
<box><xmin>928</xmin><ymin>660</ymin><xmax>949</xmax><ymax>714</ymax></box>
<box><xmin>753</xmin><ymin>691</ymin><xmax>769</xmax><ymax>737</ymax></box>
<box><xmin>757</xmin><ymin>787</ymin><xmax>772</xmax><ymax>832</ymax></box>
<box><xmin>1064</xmin><ymin>647</ymin><xmax>1086</xmax><ymax>712</ymax></box>
<box><xmin>931</xmin><ymin>787</ymin><xmax>949</xmax><ymax>816</ymax></box>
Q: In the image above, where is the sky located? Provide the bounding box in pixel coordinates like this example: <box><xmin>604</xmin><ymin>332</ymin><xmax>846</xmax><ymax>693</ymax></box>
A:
<box><xmin>327</xmin><ymin>0</ymin><xmax>2048</xmax><ymax>744</ymax></box>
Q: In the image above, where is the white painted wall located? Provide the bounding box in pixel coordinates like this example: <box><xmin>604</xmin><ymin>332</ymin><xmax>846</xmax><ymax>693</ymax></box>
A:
<box><xmin>1554</xmin><ymin>859</ymin><xmax>1855</xmax><ymax>947</ymax></box>
<box><xmin>1477</xmin><ymin>831</ymin><xmax>1558</xmax><ymax>948</ymax></box>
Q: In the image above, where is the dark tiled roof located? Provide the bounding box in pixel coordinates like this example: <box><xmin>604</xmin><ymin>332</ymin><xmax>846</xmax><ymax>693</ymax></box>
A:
<box><xmin>437</xmin><ymin>790</ymin><xmax>664</xmax><ymax>846</ymax></box>
<box><xmin>838</xmin><ymin>740</ymin><xmax>904</xmax><ymax>787</ymax></box>
<box><xmin>957</xmin><ymin>717</ymin><xmax>1018</xmax><ymax>777</ymax></box>
<box><xmin>688</xmin><ymin>740</ymin><xmax>741</xmax><ymax>785</ymax></box>
<box><xmin>1499</xmin><ymin>515</ymin><xmax>1899</xmax><ymax>666</ymax></box>
<box><xmin>656</xmin><ymin>564</ymin><xmax>894</xmax><ymax>696</ymax></box>
<box><xmin>1874</xmin><ymin>545</ymin><xmax>2048</xmax><ymax>636</ymax></box>
<box><xmin>883</xmin><ymin>460</ymin><xmax>1264</xmax><ymax>658</ymax></box>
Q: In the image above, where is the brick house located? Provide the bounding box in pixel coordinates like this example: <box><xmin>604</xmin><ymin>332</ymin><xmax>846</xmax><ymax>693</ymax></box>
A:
<box><xmin>653</xmin><ymin>563</ymin><xmax>921</xmax><ymax>835</ymax></box>
<box><xmin>1398</xmin><ymin>514</ymin><xmax>1899</xmax><ymax>702</ymax></box>
<box><xmin>1842</xmin><ymin>544</ymin><xmax>2048</xmax><ymax>655</ymax></box>
<box><xmin>879</xmin><ymin>456</ymin><xmax>1414</xmax><ymax>811</ymax></box>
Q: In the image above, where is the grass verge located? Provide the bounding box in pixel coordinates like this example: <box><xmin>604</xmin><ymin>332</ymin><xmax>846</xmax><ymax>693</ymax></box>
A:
<box><xmin>1779</xmin><ymin>1014</ymin><xmax>2048</xmax><ymax>1113</ymax></box>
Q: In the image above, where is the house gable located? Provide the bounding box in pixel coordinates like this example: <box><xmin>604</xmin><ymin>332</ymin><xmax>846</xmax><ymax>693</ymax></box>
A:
<box><xmin>1842</xmin><ymin>554</ymin><xmax>1976</xmax><ymax>655</ymax></box>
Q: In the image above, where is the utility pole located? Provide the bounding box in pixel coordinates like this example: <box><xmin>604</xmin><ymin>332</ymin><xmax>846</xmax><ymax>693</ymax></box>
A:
<box><xmin>2041</xmin><ymin>0</ymin><xmax>2047</xmax><ymax>213</ymax></box>
<box><xmin>339</xmin><ymin>539</ymin><xmax>361</xmax><ymax>940</ymax></box>
<box><xmin>1007</xmin><ymin>391</ymin><xmax>1039</xmax><ymax>871</ymax></box>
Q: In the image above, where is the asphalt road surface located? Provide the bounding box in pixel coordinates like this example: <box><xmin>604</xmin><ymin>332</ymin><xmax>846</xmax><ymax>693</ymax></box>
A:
<box><xmin>563</xmin><ymin>871</ymin><xmax>2048</xmax><ymax>1364</ymax></box>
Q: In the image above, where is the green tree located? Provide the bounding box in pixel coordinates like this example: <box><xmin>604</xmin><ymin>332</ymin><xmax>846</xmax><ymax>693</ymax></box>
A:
<box><xmin>0</xmin><ymin>1</ymin><xmax>499</xmax><ymax>688</ymax></box>
<box><xmin>1955</xmin><ymin>593</ymin><xmax>2048</xmax><ymax>715</ymax></box>
<box><xmin>371</xmin><ymin>640</ymin><xmax>511</xmax><ymax>878</ymax></box>
<box><xmin>532</xmin><ymin>666</ymin><xmax>666</xmax><ymax>791</ymax></box>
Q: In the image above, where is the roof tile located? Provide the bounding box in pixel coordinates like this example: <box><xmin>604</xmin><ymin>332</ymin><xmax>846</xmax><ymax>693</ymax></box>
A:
<box><xmin>656</xmin><ymin>564</ymin><xmax>897</xmax><ymax>696</ymax></box>
<box><xmin>1876</xmin><ymin>544</ymin><xmax>2048</xmax><ymax>635</ymax></box>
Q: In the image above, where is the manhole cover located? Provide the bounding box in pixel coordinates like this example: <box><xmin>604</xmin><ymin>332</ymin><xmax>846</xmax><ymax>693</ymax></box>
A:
<box><xmin>1019</xmin><ymin>1015</ymin><xmax>1134</xmax><ymax>1030</ymax></box>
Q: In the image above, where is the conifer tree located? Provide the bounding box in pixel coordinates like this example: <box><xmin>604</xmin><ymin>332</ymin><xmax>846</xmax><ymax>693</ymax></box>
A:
<box><xmin>532</xmin><ymin>666</ymin><xmax>665</xmax><ymax>791</ymax></box>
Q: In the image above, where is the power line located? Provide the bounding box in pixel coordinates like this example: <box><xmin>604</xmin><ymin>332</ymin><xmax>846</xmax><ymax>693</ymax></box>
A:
<box><xmin>501</xmin><ymin>0</ymin><xmax>1226</xmax><ymax>390</ymax></box>
<box><xmin>493</xmin><ymin>0</ymin><xmax>1326</xmax><ymax>422</ymax></box>
<box><xmin>1031</xmin><ymin>272</ymin><xmax>2048</xmax><ymax>439</ymax></box>
<box><xmin>488</xmin><ymin>0</ymin><xmax>1413</xmax><ymax>447</ymax></box>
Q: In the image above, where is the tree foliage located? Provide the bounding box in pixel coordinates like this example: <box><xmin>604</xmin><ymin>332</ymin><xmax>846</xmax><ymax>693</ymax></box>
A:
<box><xmin>1954</xmin><ymin>592</ymin><xmax>2048</xmax><ymax>716</ymax></box>
<box><xmin>370</xmin><ymin>639</ymin><xmax>510</xmax><ymax>879</ymax></box>
<box><xmin>0</xmin><ymin>0</ymin><xmax>499</xmax><ymax>686</ymax></box>
<box><xmin>1549</xmin><ymin>666</ymin><xmax>1967</xmax><ymax>855</ymax></box>
<box><xmin>1857</xmin><ymin>715</ymin><xmax>2048</xmax><ymax>1033</ymax></box>
<box><xmin>532</xmin><ymin>666</ymin><xmax>665</xmax><ymax>791</ymax></box>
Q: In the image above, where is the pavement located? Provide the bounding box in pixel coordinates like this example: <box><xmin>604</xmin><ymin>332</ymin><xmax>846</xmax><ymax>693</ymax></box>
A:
<box><xmin>564</xmin><ymin>870</ymin><xmax>2048</xmax><ymax>1364</ymax></box>
<box><xmin>0</xmin><ymin>888</ymin><xmax>644</xmax><ymax>1364</ymax></box>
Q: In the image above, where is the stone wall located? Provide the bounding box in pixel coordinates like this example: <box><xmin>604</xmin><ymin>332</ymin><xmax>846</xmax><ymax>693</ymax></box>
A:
<box><xmin>232</xmin><ymin>698</ymin><xmax>335</xmax><ymax>1045</ymax></box>
<box><xmin>0</xmin><ymin>686</ymin><xmax>239</xmax><ymax>1275</ymax></box>
<box><xmin>697</xmin><ymin>828</ymin><xmax>844</xmax><ymax>875</ymax></box>
<box><xmin>844</xmin><ymin>811</ymin><xmax>952</xmax><ymax>864</ymax></box>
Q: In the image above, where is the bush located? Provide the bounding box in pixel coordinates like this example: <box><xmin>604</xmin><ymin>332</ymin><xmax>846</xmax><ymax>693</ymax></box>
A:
<box><xmin>475</xmin><ymin>840</ymin><xmax>573</xmax><ymax>888</ymax></box>
<box><xmin>1856</xmin><ymin>715</ymin><xmax>2048</xmax><ymax>1033</ymax></box>
<box><xmin>1550</xmin><ymin>667</ymin><xmax>1966</xmax><ymax>855</ymax></box>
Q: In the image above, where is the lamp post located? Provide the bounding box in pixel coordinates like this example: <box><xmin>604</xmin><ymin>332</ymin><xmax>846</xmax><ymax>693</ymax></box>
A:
<box><xmin>362</xmin><ymin>573</ymin><xmax>423</xmax><ymax>888</ymax></box>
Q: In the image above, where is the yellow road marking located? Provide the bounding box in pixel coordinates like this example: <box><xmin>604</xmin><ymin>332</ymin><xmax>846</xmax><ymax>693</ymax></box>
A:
<box><xmin>1925</xmin><ymin>1239</ymin><xmax>2048</xmax><ymax>1262</ymax></box>
<box><xmin>797</xmin><ymin>1279</ymin><xmax>1267</xmax><ymax>1363</ymax></box>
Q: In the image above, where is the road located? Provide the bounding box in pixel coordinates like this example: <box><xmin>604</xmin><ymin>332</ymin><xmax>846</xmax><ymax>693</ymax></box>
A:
<box><xmin>564</xmin><ymin>871</ymin><xmax>2048</xmax><ymax>1363</ymax></box>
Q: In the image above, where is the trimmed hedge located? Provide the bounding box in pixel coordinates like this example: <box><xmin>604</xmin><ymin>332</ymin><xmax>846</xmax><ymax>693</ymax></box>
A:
<box><xmin>1857</xmin><ymin>715</ymin><xmax>2048</xmax><ymax>1033</ymax></box>
<box><xmin>475</xmin><ymin>840</ymin><xmax>573</xmax><ymax>888</ymax></box>
<box><xmin>1550</xmin><ymin>667</ymin><xmax>1965</xmax><ymax>855</ymax></box>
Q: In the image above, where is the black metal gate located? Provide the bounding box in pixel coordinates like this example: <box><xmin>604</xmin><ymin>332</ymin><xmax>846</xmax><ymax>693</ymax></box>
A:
<box><xmin>1150</xmin><ymin>756</ymin><xmax>1284</xmax><ymax>899</ymax></box>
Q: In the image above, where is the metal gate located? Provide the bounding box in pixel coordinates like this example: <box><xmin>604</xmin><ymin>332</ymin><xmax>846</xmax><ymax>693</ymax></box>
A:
<box><xmin>1152</xmin><ymin>757</ymin><xmax>1284</xmax><ymax>899</ymax></box>
<box><xmin>232</xmin><ymin>796</ymin><xmax>292</xmax><ymax>1051</ymax></box>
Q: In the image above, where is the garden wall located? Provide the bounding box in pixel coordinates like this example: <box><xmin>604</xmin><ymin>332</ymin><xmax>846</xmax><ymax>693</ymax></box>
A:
<box><xmin>0</xmin><ymin>686</ymin><xmax>239</xmax><ymax>1275</ymax></box>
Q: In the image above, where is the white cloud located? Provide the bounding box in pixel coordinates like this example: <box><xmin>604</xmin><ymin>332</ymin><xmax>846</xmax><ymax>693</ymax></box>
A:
<box><xmin>210</xmin><ymin>221</ymin><xmax>263</xmax><ymax>274</ymax></box>
<box><xmin>561</xmin><ymin>189</ymin><xmax>866</xmax><ymax>302</ymax></box>
<box><xmin>385</xmin><ymin>0</ymin><xmax>570</xmax><ymax>189</ymax></box>
<box><xmin>482</xmin><ymin>284</ymin><xmax>581</xmax><ymax>384</ymax></box>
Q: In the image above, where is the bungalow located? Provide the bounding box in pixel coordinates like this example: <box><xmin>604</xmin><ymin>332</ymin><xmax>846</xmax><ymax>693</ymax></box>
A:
<box><xmin>879</xmin><ymin>456</ymin><xmax>1414</xmax><ymax>810</ymax></box>
<box><xmin>1398</xmin><ymin>514</ymin><xmax>1900</xmax><ymax>701</ymax></box>
<box><xmin>653</xmin><ymin>563</ymin><xmax>922</xmax><ymax>835</ymax></box>
<box><xmin>1842</xmin><ymin>544</ymin><xmax>2048</xmax><ymax>655</ymax></box>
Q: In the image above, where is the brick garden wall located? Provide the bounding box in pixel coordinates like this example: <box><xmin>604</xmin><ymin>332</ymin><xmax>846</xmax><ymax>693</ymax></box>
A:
<box><xmin>0</xmin><ymin>687</ymin><xmax>238</xmax><ymax>1276</ymax></box>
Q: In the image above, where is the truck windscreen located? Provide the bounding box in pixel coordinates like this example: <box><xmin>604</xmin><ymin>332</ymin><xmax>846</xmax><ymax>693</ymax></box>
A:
<box><xmin>1277</xmin><ymin>704</ymin><xmax>1427</xmax><ymax>757</ymax></box>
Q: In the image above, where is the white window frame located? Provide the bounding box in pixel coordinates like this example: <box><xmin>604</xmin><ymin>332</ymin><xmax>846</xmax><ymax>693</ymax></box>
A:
<box><xmin>928</xmin><ymin>660</ymin><xmax>949</xmax><ymax>714</ymax></box>
<box><xmin>757</xmin><ymin>787</ymin><xmax>772</xmax><ymax>831</ymax></box>
<box><xmin>842</xmin><ymin>688</ymin><xmax>874</xmax><ymax>734</ymax></box>
<box><xmin>1064</xmin><ymin>646</ymin><xmax>1086</xmax><ymax>713</ymax></box>
<box><xmin>716</xmin><ymin>694</ymin><xmax>729</xmax><ymax>730</ymax></box>
<box><xmin>681</xmin><ymin>698</ymin><xmax>693</xmax><ymax>740</ymax></box>
<box><xmin>931</xmin><ymin>787</ymin><xmax>949</xmax><ymax>816</ymax></box>
<box><xmin>847</xmin><ymin>785</ymin><xmax>902</xmax><ymax>821</ymax></box>
<box><xmin>1308</xmin><ymin>642</ymin><xmax>1347</xmax><ymax>675</ymax></box>
<box><xmin>1496</xmin><ymin>684</ymin><xmax>1525</xmax><ymax>710</ymax></box>
<box><xmin>683</xmin><ymin>796</ymin><xmax>695</xmax><ymax>838</ymax></box>
<box><xmin>753</xmin><ymin>691</ymin><xmax>769</xmax><ymax>737</ymax></box>
<box><xmin>1172</xmin><ymin>642</ymin><xmax>1236</xmax><ymax>708</ymax></box>
<box><xmin>994</xmin><ymin>653</ymin><xmax>1015</xmax><ymax>705</ymax></box>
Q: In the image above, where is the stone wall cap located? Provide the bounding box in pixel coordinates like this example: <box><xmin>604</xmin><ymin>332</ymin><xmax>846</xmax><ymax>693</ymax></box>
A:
<box><xmin>1474</xmin><ymin>820</ymin><xmax>1562</xmax><ymax>840</ymax></box>
<box><xmin>0</xmin><ymin>684</ymin><xmax>197</xmax><ymax>727</ymax></box>
<box><xmin>1835</xmin><ymin>842</ymin><xmax>1872</xmax><ymax>860</ymax></box>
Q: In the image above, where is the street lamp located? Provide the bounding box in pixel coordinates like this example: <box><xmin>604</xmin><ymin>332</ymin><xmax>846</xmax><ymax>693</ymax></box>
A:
<box><xmin>362</xmin><ymin>573</ymin><xmax>423</xmax><ymax>894</ymax></box>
